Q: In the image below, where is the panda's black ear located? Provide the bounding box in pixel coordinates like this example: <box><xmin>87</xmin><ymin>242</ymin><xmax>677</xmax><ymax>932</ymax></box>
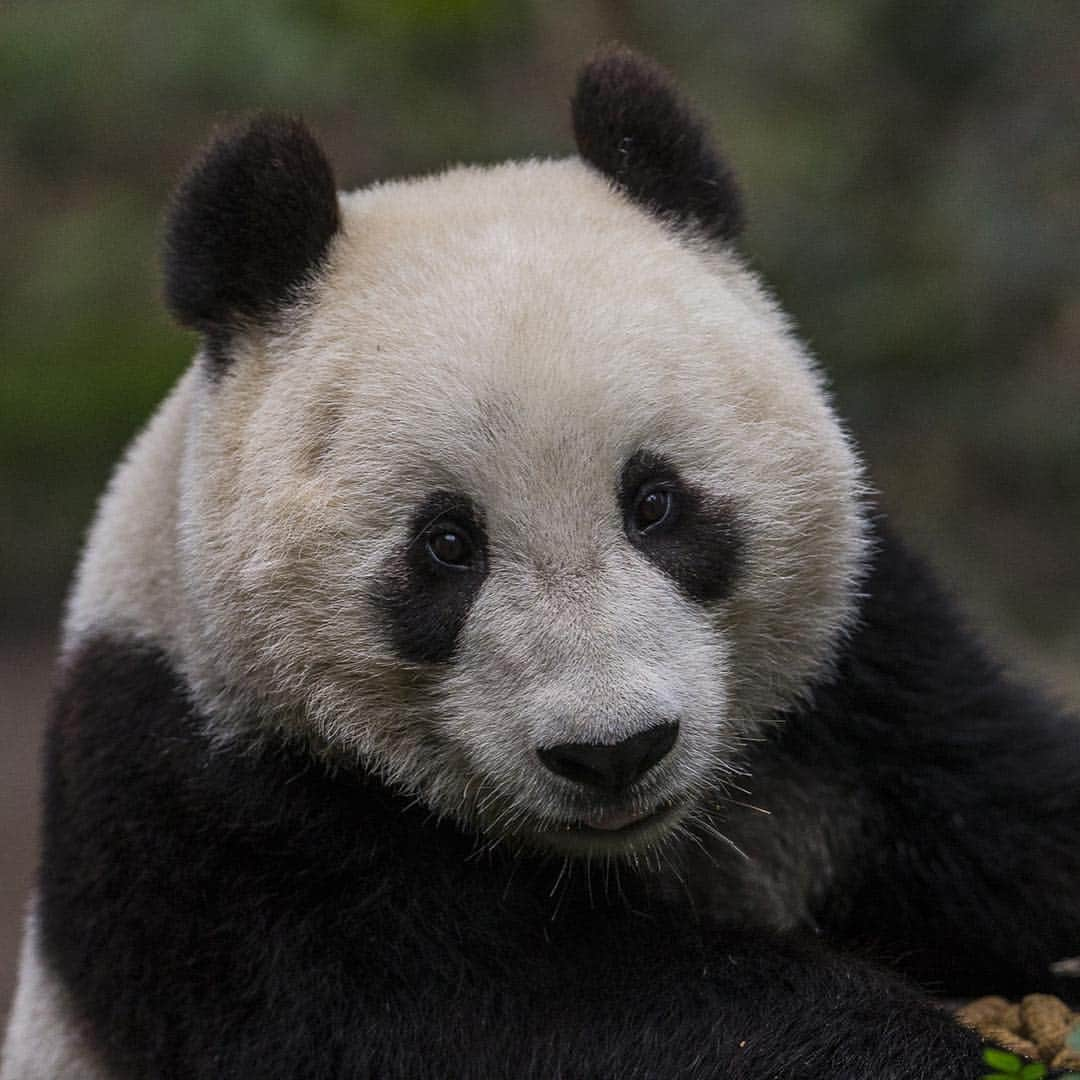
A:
<box><xmin>164</xmin><ymin>115</ymin><xmax>340</xmax><ymax>344</ymax></box>
<box><xmin>571</xmin><ymin>46</ymin><xmax>743</xmax><ymax>241</ymax></box>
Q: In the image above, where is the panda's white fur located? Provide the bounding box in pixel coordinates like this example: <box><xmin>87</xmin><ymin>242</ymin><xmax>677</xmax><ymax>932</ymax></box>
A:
<box><xmin>2</xmin><ymin>904</ymin><xmax>108</xmax><ymax>1080</ymax></box>
<box><xmin>12</xmin><ymin>49</ymin><xmax>1074</xmax><ymax>1080</ymax></box>
<box><xmin>66</xmin><ymin>158</ymin><xmax>864</xmax><ymax>855</ymax></box>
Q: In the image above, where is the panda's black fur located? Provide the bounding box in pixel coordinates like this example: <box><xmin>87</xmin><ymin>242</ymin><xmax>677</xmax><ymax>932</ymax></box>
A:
<box><xmin>35</xmin><ymin>525</ymin><xmax>1079</xmax><ymax>1079</ymax></box>
<box><xmin>8</xmin><ymin>46</ymin><xmax>1080</xmax><ymax>1080</ymax></box>
<box><xmin>375</xmin><ymin>489</ymin><xmax>492</xmax><ymax>664</ymax></box>
<box><xmin>163</xmin><ymin>115</ymin><xmax>340</xmax><ymax>373</ymax></box>
<box><xmin>571</xmin><ymin>46</ymin><xmax>744</xmax><ymax>241</ymax></box>
<box><xmin>617</xmin><ymin>449</ymin><xmax>745</xmax><ymax>606</ymax></box>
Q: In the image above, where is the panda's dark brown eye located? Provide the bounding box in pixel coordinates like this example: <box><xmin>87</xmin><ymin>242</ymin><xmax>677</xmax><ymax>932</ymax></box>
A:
<box><xmin>426</xmin><ymin>527</ymin><xmax>473</xmax><ymax>569</ymax></box>
<box><xmin>633</xmin><ymin>486</ymin><xmax>674</xmax><ymax>532</ymax></box>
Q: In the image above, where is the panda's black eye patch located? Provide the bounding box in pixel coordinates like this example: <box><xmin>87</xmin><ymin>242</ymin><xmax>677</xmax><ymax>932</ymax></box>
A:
<box><xmin>619</xmin><ymin>450</ymin><xmax>742</xmax><ymax>605</ymax></box>
<box><xmin>374</xmin><ymin>491</ymin><xmax>488</xmax><ymax>664</ymax></box>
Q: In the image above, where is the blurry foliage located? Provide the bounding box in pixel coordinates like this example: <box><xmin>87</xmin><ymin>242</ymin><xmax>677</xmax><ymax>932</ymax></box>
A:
<box><xmin>1</xmin><ymin>0</ymin><xmax>1076</xmax><ymax>697</ymax></box>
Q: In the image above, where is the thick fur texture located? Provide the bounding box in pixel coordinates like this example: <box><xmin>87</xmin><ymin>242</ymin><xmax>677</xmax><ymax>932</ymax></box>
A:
<box><xmin>67</xmin><ymin>154</ymin><xmax>867</xmax><ymax>851</ymax></box>
<box><xmin>5</xmin><ymin>46</ymin><xmax>1078</xmax><ymax>1079</ymax></box>
<box><xmin>32</xmin><ymin>620</ymin><xmax>991</xmax><ymax>1079</ymax></box>
<box><xmin>21</xmin><ymin>526</ymin><xmax>1080</xmax><ymax>1078</ymax></box>
<box><xmin>684</xmin><ymin>523</ymin><xmax>1080</xmax><ymax>994</ymax></box>
<box><xmin>164</xmin><ymin>115</ymin><xmax>340</xmax><ymax>370</ymax></box>
<box><xmin>1</xmin><ymin>913</ymin><xmax>108</xmax><ymax>1080</ymax></box>
<box><xmin>572</xmin><ymin>46</ymin><xmax>743</xmax><ymax>240</ymax></box>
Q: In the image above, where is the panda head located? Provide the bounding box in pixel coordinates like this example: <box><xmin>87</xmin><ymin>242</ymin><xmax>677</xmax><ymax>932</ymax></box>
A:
<box><xmin>161</xmin><ymin>47</ymin><xmax>866</xmax><ymax>857</ymax></box>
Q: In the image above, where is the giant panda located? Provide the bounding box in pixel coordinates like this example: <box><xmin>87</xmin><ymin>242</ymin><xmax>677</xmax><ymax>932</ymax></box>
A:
<box><xmin>3</xmin><ymin>46</ymin><xmax>1078</xmax><ymax>1080</ymax></box>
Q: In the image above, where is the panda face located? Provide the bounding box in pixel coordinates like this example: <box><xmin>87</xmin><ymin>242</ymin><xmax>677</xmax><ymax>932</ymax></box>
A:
<box><xmin>171</xmin><ymin>158</ymin><xmax>865</xmax><ymax>857</ymax></box>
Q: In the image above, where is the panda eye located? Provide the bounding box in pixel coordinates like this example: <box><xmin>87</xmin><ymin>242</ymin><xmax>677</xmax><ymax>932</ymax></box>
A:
<box><xmin>633</xmin><ymin>485</ymin><xmax>676</xmax><ymax>533</ymax></box>
<box><xmin>425</xmin><ymin>525</ymin><xmax>474</xmax><ymax>570</ymax></box>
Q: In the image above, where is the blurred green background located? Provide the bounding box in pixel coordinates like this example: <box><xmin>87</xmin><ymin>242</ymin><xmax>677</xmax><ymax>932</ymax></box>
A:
<box><xmin>0</xmin><ymin>0</ymin><xmax>1077</xmax><ymax>1023</ymax></box>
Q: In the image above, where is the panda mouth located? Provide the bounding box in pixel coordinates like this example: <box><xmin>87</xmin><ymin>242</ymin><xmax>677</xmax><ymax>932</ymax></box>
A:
<box><xmin>557</xmin><ymin>801</ymin><xmax>682</xmax><ymax>841</ymax></box>
<box><xmin>577</xmin><ymin>806</ymin><xmax>664</xmax><ymax>832</ymax></box>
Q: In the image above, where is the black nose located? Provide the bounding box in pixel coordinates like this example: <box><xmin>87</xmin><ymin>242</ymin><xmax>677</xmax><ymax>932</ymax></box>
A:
<box><xmin>537</xmin><ymin>722</ymin><xmax>679</xmax><ymax>792</ymax></box>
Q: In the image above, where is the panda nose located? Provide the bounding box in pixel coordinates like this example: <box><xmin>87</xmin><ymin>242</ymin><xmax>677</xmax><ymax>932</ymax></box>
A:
<box><xmin>537</xmin><ymin>722</ymin><xmax>679</xmax><ymax>792</ymax></box>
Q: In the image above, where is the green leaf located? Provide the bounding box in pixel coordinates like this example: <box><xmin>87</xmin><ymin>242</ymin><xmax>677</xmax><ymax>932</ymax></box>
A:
<box><xmin>983</xmin><ymin>1047</ymin><xmax>1022</xmax><ymax>1072</ymax></box>
<box><xmin>1019</xmin><ymin>1064</ymin><xmax>1047</xmax><ymax>1079</ymax></box>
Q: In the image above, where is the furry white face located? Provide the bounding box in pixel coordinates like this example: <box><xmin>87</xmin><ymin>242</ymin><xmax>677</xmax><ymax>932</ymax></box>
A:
<box><xmin>170</xmin><ymin>158</ymin><xmax>865</xmax><ymax>857</ymax></box>
<box><xmin>65</xmin><ymin>52</ymin><xmax>866</xmax><ymax>859</ymax></box>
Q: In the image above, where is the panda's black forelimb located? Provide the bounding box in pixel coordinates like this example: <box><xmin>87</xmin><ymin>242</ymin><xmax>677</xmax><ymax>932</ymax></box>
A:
<box><xmin>39</xmin><ymin>573</ymin><xmax>1078</xmax><ymax>1078</ymax></box>
<box><xmin>764</xmin><ymin>519</ymin><xmax>1080</xmax><ymax>1002</ymax></box>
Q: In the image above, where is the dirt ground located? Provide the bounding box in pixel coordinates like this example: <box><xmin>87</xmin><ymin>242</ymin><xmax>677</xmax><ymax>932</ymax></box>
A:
<box><xmin>0</xmin><ymin>636</ymin><xmax>53</xmax><ymax>1030</ymax></box>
